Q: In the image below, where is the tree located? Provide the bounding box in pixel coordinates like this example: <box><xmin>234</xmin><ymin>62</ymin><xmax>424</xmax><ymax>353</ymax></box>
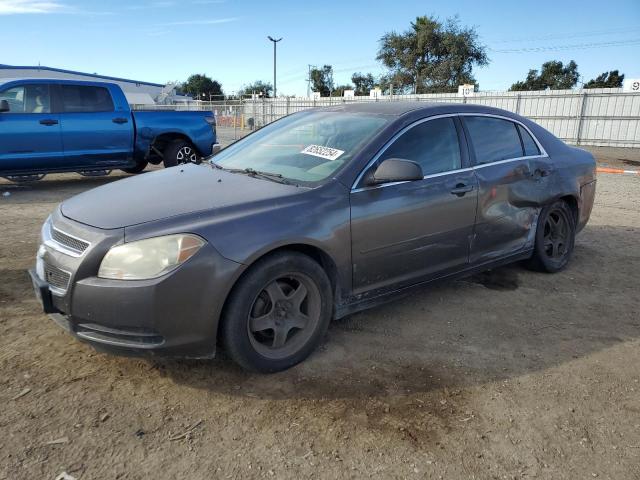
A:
<box><xmin>182</xmin><ymin>74</ymin><xmax>223</xmax><ymax>99</ymax></box>
<box><xmin>510</xmin><ymin>60</ymin><xmax>579</xmax><ymax>91</ymax></box>
<box><xmin>241</xmin><ymin>80</ymin><xmax>273</xmax><ymax>98</ymax></box>
<box><xmin>310</xmin><ymin>65</ymin><xmax>334</xmax><ymax>97</ymax></box>
<box><xmin>351</xmin><ymin>72</ymin><xmax>376</xmax><ymax>96</ymax></box>
<box><xmin>377</xmin><ymin>15</ymin><xmax>488</xmax><ymax>94</ymax></box>
<box><xmin>583</xmin><ymin>70</ymin><xmax>624</xmax><ymax>89</ymax></box>
<box><xmin>332</xmin><ymin>84</ymin><xmax>354</xmax><ymax>97</ymax></box>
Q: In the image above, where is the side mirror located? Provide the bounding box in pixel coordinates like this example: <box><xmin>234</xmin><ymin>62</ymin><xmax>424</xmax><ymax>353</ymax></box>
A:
<box><xmin>367</xmin><ymin>158</ymin><xmax>423</xmax><ymax>185</ymax></box>
<box><xmin>0</xmin><ymin>100</ymin><xmax>9</xmax><ymax>113</ymax></box>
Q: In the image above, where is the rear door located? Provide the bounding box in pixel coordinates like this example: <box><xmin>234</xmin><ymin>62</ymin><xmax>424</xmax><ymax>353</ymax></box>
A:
<box><xmin>350</xmin><ymin>116</ymin><xmax>478</xmax><ymax>294</ymax></box>
<box><xmin>53</xmin><ymin>84</ymin><xmax>133</xmax><ymax>168</ymax></box>
<box><xmin>0</xmin><ymin>83</ymin><xmax>64</xmax><ymax>172</ymax></box>
<box><xmin>461</xmin><ymin>115</ymin><xmax>543</xmax><ymax>263</ymax></box>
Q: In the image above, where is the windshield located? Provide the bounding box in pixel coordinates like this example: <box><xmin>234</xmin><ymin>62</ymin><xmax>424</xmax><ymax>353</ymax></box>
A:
<box><xmin>211</xmin><ymin>111</ymin><xmax>389</xmax><ymax>183</ymax></box>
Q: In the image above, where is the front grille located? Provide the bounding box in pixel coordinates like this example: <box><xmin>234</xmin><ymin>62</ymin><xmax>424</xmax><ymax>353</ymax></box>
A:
<box><xmin>51</xmin><ymin>227</ymin><xmax>90</xmax><ymax>254</ymax></box>
<box><xmin>44</xmin><ymin>262</ymin><xmax>71</xmax><ymax>291</ymax></box>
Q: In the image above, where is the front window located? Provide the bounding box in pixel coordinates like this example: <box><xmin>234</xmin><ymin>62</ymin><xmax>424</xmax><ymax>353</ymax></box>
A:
<box><xmin>0</xmin><ymin>84</ymin><xmax>51</xmax><ymax>114</ymax></box>
<box><xmin>211</xmin><ymin>111</ymin><xmax>389</xmax><ymax>183</ymax></box>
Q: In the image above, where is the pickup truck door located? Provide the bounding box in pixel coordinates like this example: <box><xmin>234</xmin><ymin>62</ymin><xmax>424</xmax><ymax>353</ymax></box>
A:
<box><xmin>0</xmin><ymin>84</ymin><xmax>64</xmax><ymax>172</ymax></box>
<box><xmin>53</xmin><ymin>84</ymin><xmax>134</xmax><ymax>168</ymax></box>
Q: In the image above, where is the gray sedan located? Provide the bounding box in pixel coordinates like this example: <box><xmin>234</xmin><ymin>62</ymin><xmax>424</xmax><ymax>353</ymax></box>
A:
<box><xmin>30</xmin><ymin>103</ymin><xmax>597</xmax><ymax>372</ymax></box>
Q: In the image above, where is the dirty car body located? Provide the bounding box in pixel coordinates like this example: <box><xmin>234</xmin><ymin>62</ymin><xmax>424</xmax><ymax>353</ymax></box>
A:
<box><xmin>30</xmin><ymin>103</ymin><xmax>596</xmax><ymax>370</ymax></box>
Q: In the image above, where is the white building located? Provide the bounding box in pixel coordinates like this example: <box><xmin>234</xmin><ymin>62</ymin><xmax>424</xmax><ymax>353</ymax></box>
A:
<box><xmin>0</xmin><ymin>64</ymin><xmax>189</xmax><ymax>105</ymax></box>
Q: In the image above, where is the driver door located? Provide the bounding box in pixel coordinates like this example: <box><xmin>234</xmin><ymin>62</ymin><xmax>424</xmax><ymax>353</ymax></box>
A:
<box><xmin>350</xmin><ymin>116</ymin><xmax>478</xmax><ymax>295</ymax></box>
<box><xmin>0</xmin><ymin>83</ymin><xmax>64</xmax><ymax>173</ymax></box>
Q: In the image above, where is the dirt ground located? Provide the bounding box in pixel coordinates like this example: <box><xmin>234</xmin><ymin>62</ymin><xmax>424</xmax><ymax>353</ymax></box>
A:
<box><xmin>1</xmin><ymin>148</ymin><xmax>639</xmax><ymax>480</ymax></box>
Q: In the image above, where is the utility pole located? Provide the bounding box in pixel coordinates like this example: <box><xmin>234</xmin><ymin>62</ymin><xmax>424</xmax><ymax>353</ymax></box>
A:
<box><xmin>307</xmin><ymin>64</ymin><xmax>313</xmax><ymax>98</ymax></box>
<box><xmin>267</xmin><ymin>36</ymin><xmax>282</xmax><ymax>98</ymax></box>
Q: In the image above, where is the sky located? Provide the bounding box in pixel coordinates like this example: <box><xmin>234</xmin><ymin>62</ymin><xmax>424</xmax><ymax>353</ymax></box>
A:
<box><xmin>1</xmin><ymin>0</ymin><xmax>639</xmax><ymax>96</ymax></box>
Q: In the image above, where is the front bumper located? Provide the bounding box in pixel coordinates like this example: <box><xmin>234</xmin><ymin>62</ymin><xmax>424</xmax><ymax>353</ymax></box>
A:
<box><xmin>31</xmin><ymin>210</ymin><xmax>244</xmax><ymax>358</ymax></box>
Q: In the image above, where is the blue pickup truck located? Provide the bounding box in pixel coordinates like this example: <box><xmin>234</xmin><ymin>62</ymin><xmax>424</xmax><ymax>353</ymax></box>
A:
<box><xmin>0</xmin><ymin>78</ymin><xmax>217</xmax><ymax>181</ymax></box>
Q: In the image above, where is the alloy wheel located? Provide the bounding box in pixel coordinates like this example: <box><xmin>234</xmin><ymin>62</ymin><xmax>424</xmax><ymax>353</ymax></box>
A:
<box><xmin>176</xmin><ymin>146</ymin><xmax>199</xmax><ymax>164</ymax></box>
<box><xmin>247</xmin><ymin>273</ymin><xmax>321</xmax><ymax>360</ymax></box>
<box><xmin>543</xmin><ymin>208</ymin><xmax>571</xmax><ymax>260</ymax></box>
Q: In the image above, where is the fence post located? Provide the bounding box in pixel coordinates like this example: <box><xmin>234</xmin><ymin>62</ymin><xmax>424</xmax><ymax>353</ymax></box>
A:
<box><xmin>575</xmin><ymin>92</ymin><xmax>588</xmax><ymax>145</ymax></box>
<box><xmin>515</xmin><ymin>93</ymin><xmax>521</xmax><ymax>114</ymax></box>
<box><xmin>286</xmin><ymin>97</ymin><xmax>290</xmax><ymax>116</ymax></box>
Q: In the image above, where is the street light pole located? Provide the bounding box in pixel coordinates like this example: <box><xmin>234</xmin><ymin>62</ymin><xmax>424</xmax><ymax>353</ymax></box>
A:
<box><xmin>267</xmin><ymin>35</ymin><xmax>282</xmax><ymax>98</ymax></box>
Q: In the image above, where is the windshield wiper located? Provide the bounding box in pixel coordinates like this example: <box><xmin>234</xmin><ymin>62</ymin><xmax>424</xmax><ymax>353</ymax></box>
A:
<box><xmin>216</xmin><ymin>165</ymin><xmax>293</xmax><ymax>185</ymax></box>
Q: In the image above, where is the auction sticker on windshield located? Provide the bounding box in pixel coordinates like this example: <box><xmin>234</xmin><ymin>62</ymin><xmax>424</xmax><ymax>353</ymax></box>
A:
<box><xmin>301</xmin><ymin>145</ymin><xmax>345</xmax><ymax>161</ymax></box>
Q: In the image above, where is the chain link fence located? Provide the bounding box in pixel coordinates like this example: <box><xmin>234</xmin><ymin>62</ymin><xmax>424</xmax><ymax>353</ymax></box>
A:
<box><xmin>133</xmin><ymin>88</ymin><xmax>640</xmax><ymax>148</ymax></box>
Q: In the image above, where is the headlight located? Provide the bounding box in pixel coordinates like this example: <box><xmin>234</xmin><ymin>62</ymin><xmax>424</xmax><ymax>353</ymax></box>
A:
<box><xmin>41</xmin><ymin>215</ymin><xmax>52</xmax><ymax>243</ymax></box>
<box><xmin>98</xmin><ymin>234</ymin><xmax>205</xmax><ymax>280</ymax></box>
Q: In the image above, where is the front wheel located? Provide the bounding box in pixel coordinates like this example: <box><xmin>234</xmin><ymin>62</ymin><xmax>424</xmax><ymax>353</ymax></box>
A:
<box><xmin>526</xmin><ymin>200</ymin><xmax>576</xmax><ymax>273</ymax></box>
<box><xmin>221</xmin><ymin>252</ymin><xmax>333</xmax><ymax>373</ymax></box>
<box><xmin>122</xmin><ymin>161</ymin><xmax>148</xmax><ymax>174</ymax></box>
<box><xmin>162</xmin><ymin>139</ymin><xmax>200</xmax><ymax>168</ymax></box>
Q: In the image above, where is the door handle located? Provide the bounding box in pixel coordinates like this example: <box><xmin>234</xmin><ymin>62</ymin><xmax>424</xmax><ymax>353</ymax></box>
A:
<box><xmin>112</xmin><ymin>117</ymin><xmax>129</xmax><ymax>124</ymax></box>
<box><xmin>39</xmin><ymin>119</ymin><xmax>58</xmax><ymax>126</ymax></box>
<box><xmin>450</xmin><ymin>183</ymin><xmax>474</xmax><ymax>197</ymax></box>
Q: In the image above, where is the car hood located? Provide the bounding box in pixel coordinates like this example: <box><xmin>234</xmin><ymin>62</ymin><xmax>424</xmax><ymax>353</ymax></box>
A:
<box><xmin>60</xmin><ymin>164</ymin><xmax>302</xmax><ymax>229</ymax></box>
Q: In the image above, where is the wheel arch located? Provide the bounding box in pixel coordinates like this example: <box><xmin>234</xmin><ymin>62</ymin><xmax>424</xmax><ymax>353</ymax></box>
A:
<box><xmin>152</xmin><ymin>132</ymin><xmax>200</xmax><ymax>155</ymax></box>
<box><xmin>556</xmin><ymin>193</ymin><xmax>579</xmax><ymax>225</ymax></box>
<box><xmin>216</xmin><ymin>243</ymin><xmax>342</xmax><ymax>343</ymax></box>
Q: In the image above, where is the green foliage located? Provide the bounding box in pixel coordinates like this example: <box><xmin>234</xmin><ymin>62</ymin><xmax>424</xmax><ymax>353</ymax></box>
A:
<box><xmin>181</xmin><ymin>74</ymin><xmax>223</xmax><ymax>99</ymax></box>
<box><xmin>332</xmin><ymin>84</ymin><xmax>354</xmax><ymax>97</ymax></box>
<box><xmin>510</xmin><ymin>61</ymin><xmax>579</xmax><ymax>91</ymax></box>
<box><xmin>351</xmin><ymin>72</ymin><xmax>376</xmax><ymax>96</ymax></box>
<box><xmin>376</xmin><ymin>15</ymin><xmax>488</xmax><ymax>94</ymax></box>
<box><xmin>242</xmin><ymin>80</ymin><xmax>274</xmax><ymax>98</ymax></box>
<box><xmin>310</xmin><ymin>65</ymin><xmax>334</xmax><ymax>97</ymax></box>
<box><xmin>583</xmin><ymin>70</ymin><xmax>624</xmax><ymax>89</ymax></box>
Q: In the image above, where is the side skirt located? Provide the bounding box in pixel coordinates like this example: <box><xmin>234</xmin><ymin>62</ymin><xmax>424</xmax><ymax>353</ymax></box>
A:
<box><xmin>334</xmin><ymin>249</ymin><xmax>533</xmax><ymax>320</ymax></box>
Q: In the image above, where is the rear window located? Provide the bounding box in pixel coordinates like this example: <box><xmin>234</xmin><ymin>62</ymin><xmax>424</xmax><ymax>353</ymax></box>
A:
<box><xmin>464</xmin><ymin>116</ymin><xmax>524</xmax><ymax>164</ymax></box>
<box><xmin>518</xmin><ymin>124</ymin><xmax>541</xmax><ymax>156</ymax></box>
<box><xmin>59</xmin><ymin>85</ymin><xmax>114</xmax><ymax>113</ymax></box>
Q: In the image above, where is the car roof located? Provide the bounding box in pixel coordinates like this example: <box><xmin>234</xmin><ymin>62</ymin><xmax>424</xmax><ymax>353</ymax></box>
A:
<box><xmin>317</xmin><ymin>101</ymin><xmax>521</xmax><ymax>119</ymax></box>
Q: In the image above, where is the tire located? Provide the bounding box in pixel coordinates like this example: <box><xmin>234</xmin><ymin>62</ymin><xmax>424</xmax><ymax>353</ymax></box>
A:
<box><xmin>526</xmin><ymin>200</ymin><xmax>576</xmax><ymax>273</ymax></box>
<box><xmin>162</xmin><ymin>139</ymin><xmax>200</xmax><ymax>168</ymax></box>
<box><xmin>221</xmin><ymin>252</ymin><xmax>333</xmax><ymax>373</ymax></box>
<box><xmin>122</xmin><ymin>161</ymin><xmax>148</xmax><ymax>174</ymax></box>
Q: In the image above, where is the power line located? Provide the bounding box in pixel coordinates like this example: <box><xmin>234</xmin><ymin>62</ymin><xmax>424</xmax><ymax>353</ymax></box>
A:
<box><xmin>487</xmin><ymin>25</ymin><xmax>640</xmax><ymax>44</ymax></box>
<box><xmin>491</xmin><ymin>37</ymin><xmax>640</xmax><ymax>53</ymax></box>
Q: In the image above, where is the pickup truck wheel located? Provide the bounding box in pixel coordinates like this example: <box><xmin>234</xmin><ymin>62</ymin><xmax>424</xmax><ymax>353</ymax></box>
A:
<box><xmin>122</xmin><ymin>161</ymin><xmax>148</xmax><ymax>174</ymax></box>
<box><xmin>221</xmin><ymin>252</ymin><xmax>333</xmax><ymax>373</ymax></box>
<box><xmin>163</xmin><ymin>140</ymin><xmax>200</xmax><ymax>168</ymax></box>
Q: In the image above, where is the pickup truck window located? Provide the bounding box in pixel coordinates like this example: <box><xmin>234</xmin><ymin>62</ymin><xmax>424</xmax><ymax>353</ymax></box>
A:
<box><xmin>59</xmin><ymin>85</ymin><xmax>114</xmax><ymax>113</ymax></box>
<box><xmin>0</xmin><ymin>84</ymin><xmax>51</xmax><ymax>114</ymax></box>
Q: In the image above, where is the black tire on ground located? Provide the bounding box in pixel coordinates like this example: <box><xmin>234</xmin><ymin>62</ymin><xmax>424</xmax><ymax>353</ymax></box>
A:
<box><xmin>221</xmin><ymin>251</ymin><xmax>333</xmax><ymax>373</ymax></box>
<box><xmin>526</xmin><ymin>200</ymin><xmax>576</xmax><ymax>273</ymax></box>
<box><xmin>121</xmin><ymin>161</ymin><xmax>148</xmax><ymax>174</ymax></box>
<box><xmin>162</xmin><ymin>139</ymin><xmax>200</xmax><ymax>168</ymax></box>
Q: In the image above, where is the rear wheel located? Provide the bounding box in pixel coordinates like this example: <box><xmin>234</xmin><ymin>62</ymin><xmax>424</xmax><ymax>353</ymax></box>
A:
<box><xmin>221</xmin><ymin>252</ymin><xmax>333</xmax><ymax>373</ymax></box>
<box><xmin>162</xmin><ymin>139</ymin><xmax>200</xmax><ymax>168</ymax></box>
<box><xmin>526</xmin><ymin>200</ymin><xmax>576</xmax><ymax>273</ymax></box>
